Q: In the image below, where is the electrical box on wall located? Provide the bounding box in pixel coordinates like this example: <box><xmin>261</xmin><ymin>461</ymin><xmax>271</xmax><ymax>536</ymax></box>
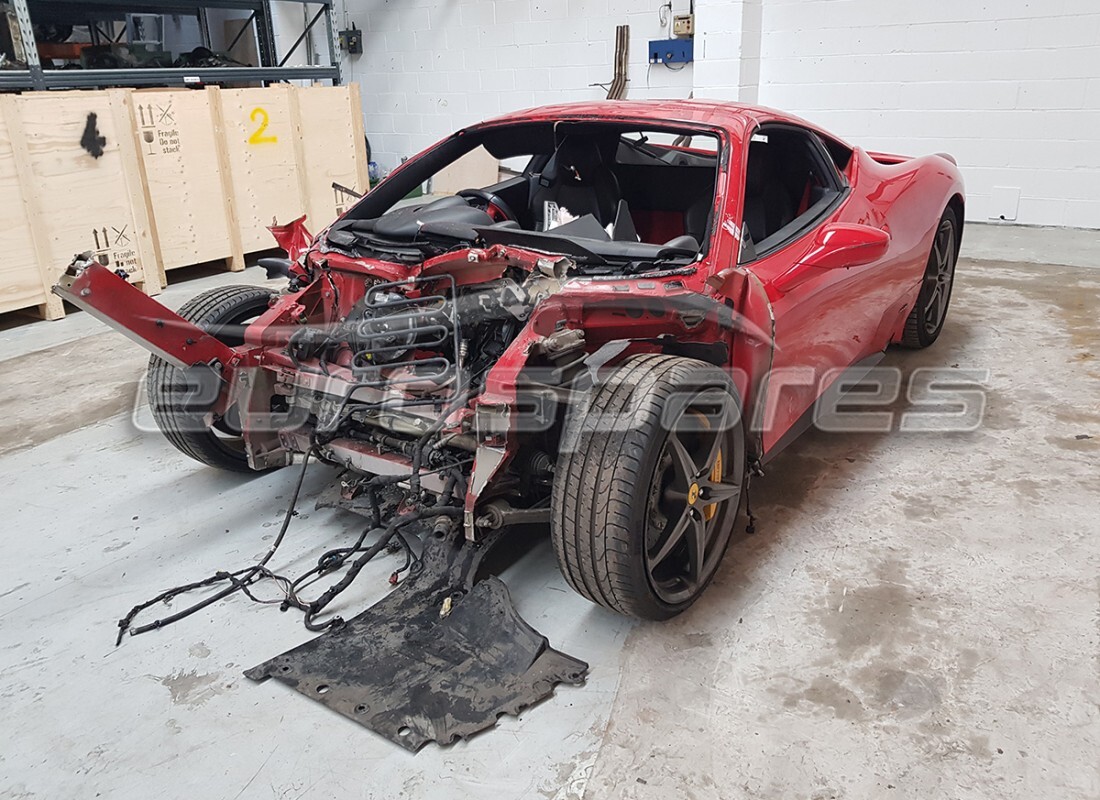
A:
<box><xmin>339</xmin><ymin>25</ymin><xmax>363</xmax><ymax>55</ymax></box>
<box><xmin>649</xmin><ymin>38</ymin><xmax>694</xmax><ymax>64</ymax></box>
<box><xmin>672</xmin><ymin>13</ymin><xmax>694</xmax><ymax>36</ymax></box>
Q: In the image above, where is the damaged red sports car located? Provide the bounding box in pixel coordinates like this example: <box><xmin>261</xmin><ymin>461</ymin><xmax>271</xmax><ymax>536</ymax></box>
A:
<box><xmin>56</xmin><ymin>100</ymin><xmax>963</xmax><ymax>749</ymax></box>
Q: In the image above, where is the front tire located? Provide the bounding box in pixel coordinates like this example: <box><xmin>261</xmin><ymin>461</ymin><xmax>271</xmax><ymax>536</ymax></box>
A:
<box><xmin>551</xmin><ymin>354</ymin><xmax>745</xmax><ymax>620</ymax></box>
<box><xmin>147</xmin><ymin>285</ymin><xmax>275</xmax><ymax>472</ymax></box>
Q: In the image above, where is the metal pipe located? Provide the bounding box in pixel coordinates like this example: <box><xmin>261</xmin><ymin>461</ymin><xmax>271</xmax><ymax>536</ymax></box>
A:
<box><xmin>278</xmin><ymin>4</ymin><xmax>327</xmax><ymax>67</ymax></box>
<box><xmin>225</xmin><ymin>10</ymin><xmax>257</xmax><ymax>53</ymax></box>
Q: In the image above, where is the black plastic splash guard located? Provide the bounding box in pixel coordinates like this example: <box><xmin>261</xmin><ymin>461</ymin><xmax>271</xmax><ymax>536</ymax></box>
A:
<box><xmin>244</xmin><ymin>534</ymin><xmax>588</xmax><ymax>751</ymax></box>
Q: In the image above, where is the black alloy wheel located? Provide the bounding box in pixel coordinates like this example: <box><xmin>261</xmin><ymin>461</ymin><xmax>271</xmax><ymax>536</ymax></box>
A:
<box><xmin>552</xmin><ymin>354</ymin><xmax>746</xmax><ymax>620</ymax></box>
<box><xmin>901</xmin><ymin>207</ymin><xmax>959</xmax><ymax>348</ymax></box>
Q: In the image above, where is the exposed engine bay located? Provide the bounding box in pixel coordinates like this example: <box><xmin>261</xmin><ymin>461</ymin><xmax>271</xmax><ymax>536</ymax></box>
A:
<box><xmin>288</xmin><ymin>261</ymin><xmax>560</xmax><ymax>425</ymax></box>
<box><xmin>250</xmin><ymin>119</ymin><xmax>724</xmax><ymax>541</ymax></box>
<box><xmin>268</xmin><ymin>246</ymin><xmax>582</xmax><ymax>540</ymax></box>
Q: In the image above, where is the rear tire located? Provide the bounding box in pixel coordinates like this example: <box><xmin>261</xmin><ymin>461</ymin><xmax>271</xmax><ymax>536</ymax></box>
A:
<box><xmin>900</xmin><ymin>207</ymin><xmax>959</xmax><ymax>348</ymax></box>
<box><xmin>147</xmin><ymin>285</ymin><xmax>275</xmax><ymax>472</ymax></box>
<box><xmin>551</xmin><ymin>354</ymin><xmax>745</xmax><ymax>620</ymax></box>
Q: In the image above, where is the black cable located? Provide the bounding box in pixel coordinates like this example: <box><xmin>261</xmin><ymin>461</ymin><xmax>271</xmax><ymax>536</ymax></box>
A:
<box><xmin>281</xmin><ymin>521</ymin><xmax>378</xmax><ymax>606</ymax></box>
<box><xmin>438</xmin><ymin>472</ymin><xmax>458</xmax><ymax>506</ymax></box>
<box><xmin>303</xmin><ymin>506</ymin><xmax>463</xmax><ymax>632</ymax></box>
<box><xmin>229</xmin><ymin>566</ymin><xmax>297</xmax><ymax>606</ymax></box>
<box><xmin>274</xmin><ymin>460</ymin><xmax>468</xmax><ymax>609</ymax></box>
<box><xmin>744</xmin><ymin>473</ymin><xmax>757</xmax><ymax>534</ymax></box>
<box><xmin>114</xmin><ymin>350</ymin><xmax>475</xmax><ymax>643</ymax></box>
<box><xmin>389</xmin><ymin>527</ymin><xmax>418</xmax><ymax>582</ymax></box>
<box><xmin>409</xmin><ymin>388</ymin><xmax>472</xmax><ymax>496</ymax></box>
<box><xmin>744</xmin><ymin>458</ymin><xmax>764</xmax><ymax>534</ymax></box>
<box><xmin>115</xmin><ymin>447</ymin><xmax>315</xmax><ymax>644</ymax></box>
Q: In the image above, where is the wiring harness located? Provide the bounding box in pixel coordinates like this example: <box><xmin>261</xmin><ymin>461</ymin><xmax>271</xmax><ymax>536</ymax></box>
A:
<box><xmin>114</xmin><ymin>446</ymin><xmax>470</xmax><ymax>645</ymax></box>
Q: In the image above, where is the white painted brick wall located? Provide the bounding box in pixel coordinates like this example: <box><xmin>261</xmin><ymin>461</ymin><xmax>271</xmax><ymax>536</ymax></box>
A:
<box><xmin>343</xmin><ymin>0</ymin><xmax>695</xmax><ymax>171</ymax></box>
<box><xmin>269</xmin><ymin>1</ymin><xmax>328</xmax><ymax>71</ymax></box>
<box><xmin>753</xmin><ymin>0</ymin><xmax>1100</xmax><ymax>228</ymax></box>
<box><xmin>331</xmin><ymin>0</ymin><xmax>1100</xmax><ymax>228</ymax></box>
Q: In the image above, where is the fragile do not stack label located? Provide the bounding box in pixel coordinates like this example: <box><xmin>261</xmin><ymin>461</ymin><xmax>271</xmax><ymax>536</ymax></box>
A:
<box><xmin>89</xmin><ymin>224</ymin><xmax>140</xmax><ymax>278</ymax></box>
<box><xmin>135</xmin><ymin>98</ymin><xmax>180</xmax><ymax>156</ymax></box>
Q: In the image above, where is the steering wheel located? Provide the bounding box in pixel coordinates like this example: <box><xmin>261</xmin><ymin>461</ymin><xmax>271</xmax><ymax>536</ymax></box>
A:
<box><xmin>457</xmin><ymin>188</ymin><xmax>519</xmax><ymax>224</ymax></box>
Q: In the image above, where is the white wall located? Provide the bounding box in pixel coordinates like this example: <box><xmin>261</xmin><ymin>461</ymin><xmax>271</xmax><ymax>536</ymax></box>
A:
<box><xmin>750</xmin><ymin>0</ymin><xmax>1100</xmax><ymax>228</ymax></box>
<box><xmin>341</xmin><ymin>0</ymin><xmax>696</xmax><ymax>170</ymax></box>
<box><xmin>693</xmin><ymin>0</ymin><xmax>761</xmax><ymax>103</ymax></box>
<box><xmin>339</xmin><ymin>0</ymin><xmax>1100</xmax><ymax>229</ymax></box>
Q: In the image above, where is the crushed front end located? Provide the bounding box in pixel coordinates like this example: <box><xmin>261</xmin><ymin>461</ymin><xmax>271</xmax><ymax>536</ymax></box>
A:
<box><xmin>53</xmin><ymin>235</ymin><xmax>612</xmax><ymax>750</ymax></box>
<box><xmin>52</xmin><ymin>112</ymin><xmax>748</xmax><ymax>750</ymax></box>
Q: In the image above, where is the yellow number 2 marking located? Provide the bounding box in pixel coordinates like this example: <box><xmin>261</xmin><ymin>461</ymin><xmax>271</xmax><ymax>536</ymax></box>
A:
<box><xmin>248</xmin><ymin>107</ymin><xmax>278</xmax><ymax>145</ymax></box>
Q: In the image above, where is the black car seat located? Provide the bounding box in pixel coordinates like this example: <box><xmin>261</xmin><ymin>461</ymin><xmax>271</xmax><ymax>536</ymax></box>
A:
<box><xmin>683</xmin><ymin>190</ymin><xmax>712</xmax><ymax>244</ymax></box>
<box><xmin>530</xmin><ymin>136</ymin><xmax>622</xmax><ymax>230</ymax></box>
<box><xmin>743</xmin><ymin>143</ymin><xmax>795</xmax><ymax>244</ymax></box>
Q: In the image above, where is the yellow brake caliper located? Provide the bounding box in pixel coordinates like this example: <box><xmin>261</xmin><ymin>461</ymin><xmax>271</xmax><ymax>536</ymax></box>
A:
<box><xmin>688</xmin><ymin>410</ymin><xmax>723</xmax><ymax>521</ymax></box>
<box><xmin>705</xmin><ymin>450</ymin><xmax>722</xmax><ymax>521</ymax></box>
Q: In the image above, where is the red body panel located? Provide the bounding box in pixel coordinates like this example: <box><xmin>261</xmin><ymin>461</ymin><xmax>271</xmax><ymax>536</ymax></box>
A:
<box><xmin>268</xmin><ymin>215</ymin><xmax>313</xmax><ymax>263</ymax></box>
<box><xmin>469</xmin><ymin>102</ymin><xmax>961</xmax><ymax>455</ymax></box>
<box><xmin>54</xmin><ymin>258</ymin><xmax>239</xmax><ymax>370</ymax></box>
<box><xmin>738</xmin><ymin>146</ymin><xmax>963</xmax><ymax>451</ymax></box>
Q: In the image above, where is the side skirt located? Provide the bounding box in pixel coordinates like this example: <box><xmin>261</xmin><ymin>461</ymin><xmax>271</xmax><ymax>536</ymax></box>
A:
<box><xmin>760</xmin><ymin>350</ymin><xmax>886</xmax><ymax>465</ymax></box>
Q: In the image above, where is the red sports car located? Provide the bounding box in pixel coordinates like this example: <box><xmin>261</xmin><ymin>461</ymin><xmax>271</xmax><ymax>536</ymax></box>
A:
<box><xmin>57</xmin><ymin>100</ymin><xmax>964</xmax><ymax>748</ymax></box>
<box><xmin>59</xmin><ymin>99</ymin><xmax>963</xmax><ymax>622</ymax></box>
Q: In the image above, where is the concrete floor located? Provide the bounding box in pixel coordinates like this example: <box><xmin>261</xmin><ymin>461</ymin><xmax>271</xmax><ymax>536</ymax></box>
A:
<box><xmin>963</xmin><ymin>222</ymin><xmax>1100</xmax><ymax>270</ymax></box>
<box><xmin>1</xmin><ymin>253</ymin><xmax>1098</xmax><ymax>799</ymax></box>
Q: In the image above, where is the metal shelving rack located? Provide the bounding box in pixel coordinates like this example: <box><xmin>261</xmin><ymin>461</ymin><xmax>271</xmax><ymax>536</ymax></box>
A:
<box><xmin>1</xmin><ymin>0</ymin><xmax>339</xmax><ymax>91</ymax></box>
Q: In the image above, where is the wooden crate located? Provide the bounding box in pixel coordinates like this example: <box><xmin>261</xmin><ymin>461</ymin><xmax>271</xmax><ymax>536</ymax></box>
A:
<box><xmin>130</xmin><ymin>87</ymin><xmax>244</xmax><ymax>281</ymax></box>
<box><xmin>0</xmin><ymin>83</ymin><xmax>368</xmax><ymax>320</ymax></box>
<box><xmin>129</xmin><ymin>83</ymin><xmax>368</xmax><ymax>276</ymax></box>
<box><xmin>215</xmin><ymin>84</ymin><xmax>369</xmax><ymax>251</ymax></box>
<box><xmin>0</xmin><ymin>89</ymin><xmax>162</xmax><ymax>319</ymax></box>
<box><xmin>216</xmin><ymin>85</ymin><xmax>306</xmax><ymax>253</ymax></box>
<box><xmin>295</xmin><ymin>85</ymin><xmax>371</xmax><ymax>226</ymax></box>
<box><xmin>431</xmin><ymin>146</ymin><xmax>500</xmax><ymax>196</ymax></box>
<box><xmin>0</xmin><ymin>103</ymin><xmax>42</xmax><ymax>316</ymax></box>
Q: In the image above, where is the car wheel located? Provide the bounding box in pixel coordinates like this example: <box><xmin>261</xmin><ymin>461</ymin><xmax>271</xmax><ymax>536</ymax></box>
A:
<box><xmin>147</xmin><ymin>285</ymin><xmax>276</xmax><ymax>472</ymax></box>
<box><xmin>900</xmin><ymin>207</ymin><xmax>959</xmax><ymax>348</ymax></box>
<box><xmin>551</xmin><ymin>354</ymin><xmax>745</xmax><ymax>620</ymax></box>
